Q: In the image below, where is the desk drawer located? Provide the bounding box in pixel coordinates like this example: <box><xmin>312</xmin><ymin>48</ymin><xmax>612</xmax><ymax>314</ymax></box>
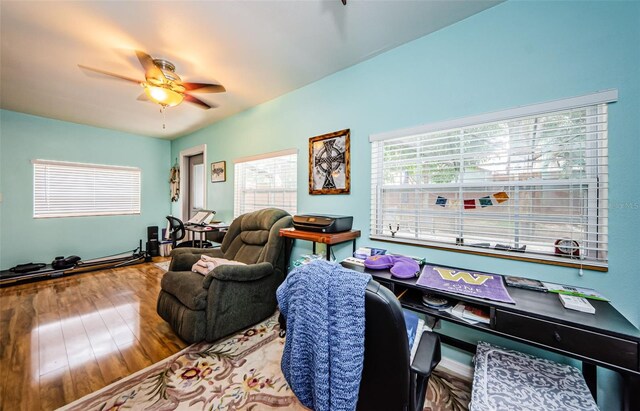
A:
<box><xmin>494</xmin><ymin>310</ymin><xmax>638</xmax><ymax>370</ymax></box>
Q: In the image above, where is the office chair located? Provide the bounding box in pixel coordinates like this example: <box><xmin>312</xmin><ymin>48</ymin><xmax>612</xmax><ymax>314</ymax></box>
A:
<box><xmin>279</xmin><ymin>277</ymin><xmax>441</xmax><ymax>411</ymax></box>
<box><xmin>165</xmin><ymin>216</ymin><xmax>212</xmax><ymax>248</ymax></box>
<box><xmin>166</xmin><ymin>216</ymin><xmax>185</xmax><ymax>248</ymax></box>
<box><xmin>356</xmin><ymin>280</ymin><xmax>441</xmax><ymax>411</ymax></box>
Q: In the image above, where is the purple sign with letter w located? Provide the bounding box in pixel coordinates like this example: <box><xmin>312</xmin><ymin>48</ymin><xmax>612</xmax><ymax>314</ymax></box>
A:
<box><xmin>416</xmin><ymin>265</ymin><xmax>514</xmax><ymax>304</ymax></box>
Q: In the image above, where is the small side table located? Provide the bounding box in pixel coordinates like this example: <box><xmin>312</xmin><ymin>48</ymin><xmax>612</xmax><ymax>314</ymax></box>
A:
<box><xmin>279</xmin><ymin>228</ymin><xmax>361</xmax><ymax>269</ymax></box>
<box><xmin>185</xmin><ymin>223</ymin><xmax>229</xmax><ymax>248</ymax></box>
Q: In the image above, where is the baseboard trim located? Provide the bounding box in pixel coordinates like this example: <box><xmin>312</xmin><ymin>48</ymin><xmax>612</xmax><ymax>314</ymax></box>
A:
<box><xmin>438</xmin><ymin>357</ymin><xmax>474</xmax><ymax>380</ymax></box>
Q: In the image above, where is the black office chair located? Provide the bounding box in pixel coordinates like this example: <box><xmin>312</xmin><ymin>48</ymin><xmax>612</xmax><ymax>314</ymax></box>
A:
<box><xmin>279</xmin><ymin>278</ymin><xmax>441</xmax><ymax>411</ymax></box>
<box><xmin>356</xmin><ymin>280</ymin><xmax>441</xmax><ymax>411</ymax></box>
<box><xmin>166</xmin><ymin>216</ymin><xmax>213</xmax><ymax>249</ymax></box>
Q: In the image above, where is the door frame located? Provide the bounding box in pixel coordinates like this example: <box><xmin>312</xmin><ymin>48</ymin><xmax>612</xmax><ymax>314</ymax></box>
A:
<box><xmin>178</xmin><ymin>144</ymin><xmax>207</xmax><ymax>220</ymax></box>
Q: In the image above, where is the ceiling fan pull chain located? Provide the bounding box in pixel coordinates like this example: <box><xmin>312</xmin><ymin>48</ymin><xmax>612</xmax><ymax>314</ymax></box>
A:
<box><xmin>160</xmin><ymin>105</ymin><xmax>166</xmax><ymax>130</ymax></box>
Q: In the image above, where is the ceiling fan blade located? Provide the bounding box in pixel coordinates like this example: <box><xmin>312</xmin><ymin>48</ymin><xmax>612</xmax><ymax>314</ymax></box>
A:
<box><xmin>78</xmin><ymin>65</ymin><xmax>141</xmax><ymax>84</ymax></box>
<box><xmin>184</xmin><ymin>94</ymin><xmax>217</xmax><ymax>109</ymax></box>
<box><xmin>182</xmin><ymin>82</ymin><xmax>226</xmax><ymax>93</ymax></box>
<box><xmin>135</xmin><ymin>50</ymin><xmax>166</xmax><ymax>82</ymax></box>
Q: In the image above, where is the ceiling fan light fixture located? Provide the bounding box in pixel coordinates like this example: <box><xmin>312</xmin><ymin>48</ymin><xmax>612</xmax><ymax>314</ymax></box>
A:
<box><xmin>81</xmin><ymin>52</ymin><xmax>221</xmax><ymax>112</ymax></box>
<box><xmin>144</xmin><ymin>85</ymin><xmax>184</xmax><ymax>107</ymax></box>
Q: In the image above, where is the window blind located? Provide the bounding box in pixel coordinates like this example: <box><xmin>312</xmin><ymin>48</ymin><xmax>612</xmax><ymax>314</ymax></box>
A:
<box><xmin>234</xmin><ymin>149</ymin><xmax>297</xmax><ymax>217</ymax></box>
<box><xmin>33</xmin><ymin>160</ymin><xmax>141</xmax><ymax>218</ymax></box>
<box><xmin>371</xmin><ymin>95</ymin><xmax>612</xmax><ymax>268</ymax></box>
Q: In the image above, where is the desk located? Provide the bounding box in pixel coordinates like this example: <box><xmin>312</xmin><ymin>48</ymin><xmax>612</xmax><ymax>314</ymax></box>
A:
<box><xmin>342</xmin><ymin>262</ymin><xmax>640</xmax><ymax>409</ymax></box>
<box><xmin>185</xmin><ymin>223</ymin><xmax>229</xmax><ymax>248</ymax></box>
<box><xmin>279</xmin><ymin>228</ymin><xmax>361</xmax><ymax>266</ymax></box>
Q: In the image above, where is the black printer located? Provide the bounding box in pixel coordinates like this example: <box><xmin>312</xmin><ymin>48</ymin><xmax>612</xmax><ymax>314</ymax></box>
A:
<box><xmin>292</xmin><ymin>214</ymin><xmax>353</xmax><ymax>233</ymax></box>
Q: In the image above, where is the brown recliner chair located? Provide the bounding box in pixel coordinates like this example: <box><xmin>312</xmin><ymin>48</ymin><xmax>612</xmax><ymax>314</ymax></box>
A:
<box><xmin>157</xmin><ymin>208</ymin><xmax>292</xmax><ymax>343</ymax></box>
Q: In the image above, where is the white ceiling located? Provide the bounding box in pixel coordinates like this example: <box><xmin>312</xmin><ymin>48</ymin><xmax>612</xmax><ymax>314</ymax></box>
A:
<box><xmin>0</xmin><ymin>1</ymin><xmax>500</xmax><ymax>140</ymax></box>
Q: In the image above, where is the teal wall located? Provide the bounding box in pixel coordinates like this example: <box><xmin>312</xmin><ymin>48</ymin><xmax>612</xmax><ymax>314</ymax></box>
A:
<box><xmin>0</xmin><ymin>110</ymin><xmax>171</xmax><ymax>269</ymax></box>
<box><xmin>172</xmin><ymin>2</ymin><xmax>639</xmax><ymax>409</ymax></box>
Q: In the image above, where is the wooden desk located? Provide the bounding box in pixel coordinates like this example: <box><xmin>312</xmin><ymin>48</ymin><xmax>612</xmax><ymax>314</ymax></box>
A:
<box><xmin>279</xmin><ymin>228</ymin><xmax>361</xmax><ymax>264</ymax></box>
<box><xmin>342</xmin><ymin>261</ymin><xmax>640</xmax><ymax>409</ymax></box>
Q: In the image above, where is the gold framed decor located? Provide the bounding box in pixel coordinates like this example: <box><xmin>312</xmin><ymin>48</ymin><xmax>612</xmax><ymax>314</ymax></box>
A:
<box><xmin>309</xmin><ymin>129</ymin><xmax>350</xmax><ymax>195</ymax></box>
<box><xmin>211</xmin><ymin>161</ymin><xmax>226</xmax><ymax>183</ymax></box>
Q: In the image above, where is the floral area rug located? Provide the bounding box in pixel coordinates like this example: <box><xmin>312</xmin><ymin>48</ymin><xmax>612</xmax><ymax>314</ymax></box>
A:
<box><xmin>425</xmin><ymin>370</ymin><xmax>472</xmax><ymax>411</ymax></box>
<box><xmin>58</xmin><ymin>313</ymin><xmax>471</xmax><ymax>411</ymax></box>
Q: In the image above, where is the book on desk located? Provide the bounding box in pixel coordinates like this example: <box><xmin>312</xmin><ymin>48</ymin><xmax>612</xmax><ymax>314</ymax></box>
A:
<box><xmin>450</xmin><ymin>302</ymin><xmax>490</xmax><ymax>324</ymax></box>
<box><xmin>186</xmin><ymin>210</ymin><xmax>216</xmax><ymax>226</ymax></box>
<box><xmin>558</xmin><ymin>294</ymin><xmax>595</xmax><ymax>314</ymax></box>
<box><xmin>504</xmin><ymin>275</ymin><xmax>547</xmax><ymax>292</ymax></box>
<box><xmin>403</xmin><ymin>309</ymin><xmax>426</xmax><ymax>362</ymax></box>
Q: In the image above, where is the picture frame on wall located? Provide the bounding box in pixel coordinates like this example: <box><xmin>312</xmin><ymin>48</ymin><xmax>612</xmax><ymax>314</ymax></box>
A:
<box><xmin>309</xmin><ymin>129</ymin><xmax>350</xmax><ymax>195</ymax></box>
<box><xmin>211</xmin><ymin>161</ymin><xmax>226</xmax><ymax>183</ymax></box>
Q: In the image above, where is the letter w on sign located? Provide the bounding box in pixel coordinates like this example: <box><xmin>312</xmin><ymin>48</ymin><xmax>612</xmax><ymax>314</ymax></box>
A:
<box><xmin>433</xmin><ymin>267</ymin><xmax>493</xmax><ymax>285</ymax></box>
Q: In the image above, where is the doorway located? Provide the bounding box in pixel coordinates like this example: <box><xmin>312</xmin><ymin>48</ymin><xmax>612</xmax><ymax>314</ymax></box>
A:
<box><xmin>179</xmin><ymin>144</ymin><xmax>207</xmax><ymax>221</ymax></box>
<box><xmin>187</xmin><ymin>154</ymin><xmax>205</xmax><ymax>219</ymax></box>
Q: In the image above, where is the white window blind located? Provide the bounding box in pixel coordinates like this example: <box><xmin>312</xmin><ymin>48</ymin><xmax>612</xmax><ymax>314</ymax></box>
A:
<box><xmin>234</xmin><ymin>149</ymin><xmax>297</xmax><ymax>217</ymax></box>
<box><xmin>33</xmin><ymin>160</ymin><xmax>141</xmax><ymax>218</ymax></box>
<box><xmin>371</xmin><ymin>92</ymin><xmax>614</xmax><ymax>268</ymax></box>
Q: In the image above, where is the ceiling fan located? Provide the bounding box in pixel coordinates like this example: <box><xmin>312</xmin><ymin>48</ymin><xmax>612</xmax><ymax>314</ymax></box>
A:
<box><xmin>79</xmin><ymin>51</ymin><xmax>225</xmax><ymax>110</ymax></box>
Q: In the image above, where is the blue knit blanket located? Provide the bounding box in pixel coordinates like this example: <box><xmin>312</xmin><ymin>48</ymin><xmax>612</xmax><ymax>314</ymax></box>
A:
<box><xmin>277</xmin><ymin>260</ymin><xmax>372</xmax><ymax>411</ymax></box>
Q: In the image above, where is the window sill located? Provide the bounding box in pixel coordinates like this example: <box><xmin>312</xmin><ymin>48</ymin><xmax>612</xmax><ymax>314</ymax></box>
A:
<box><xmin>369</xmin><ymin>235</ymin><xmax>608</xmax><ymax>272</ymax></box>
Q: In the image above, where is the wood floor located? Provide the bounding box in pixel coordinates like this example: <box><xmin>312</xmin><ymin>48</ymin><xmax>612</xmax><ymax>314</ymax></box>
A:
<box><xmin>0</xmin><ymin>260</ymin><xmax>187</xmax><ymax>411</ymax></box>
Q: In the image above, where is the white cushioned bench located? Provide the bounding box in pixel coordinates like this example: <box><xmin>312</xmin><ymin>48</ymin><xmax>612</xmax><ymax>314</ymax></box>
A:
<box><xmin>470</xmin><ymin>341</ymin><xmax>599</xmax><ymax>411</ymax></box>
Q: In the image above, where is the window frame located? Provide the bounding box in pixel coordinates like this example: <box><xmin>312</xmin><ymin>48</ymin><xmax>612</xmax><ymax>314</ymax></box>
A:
<box><xmin>233</xmin><ymin>148</ymin><xmax>298</xmax><ymax>218</ymax></box>
<box><xmin>32</xmin><ymin>159</ymin><xmax>141</xmax><ymax>219</ymax></box>
<box><xmin>370</xmin><ymin>90</ymin><xmax>616</xmax><ymax>271</ymax></box>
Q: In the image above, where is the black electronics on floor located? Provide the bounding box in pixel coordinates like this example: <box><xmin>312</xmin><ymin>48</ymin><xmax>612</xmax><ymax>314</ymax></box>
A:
<box><xmin>147</xmin><ymin>225</ymin><xmax>160</xmax><ymax>257</ymax></box>
<box><xmin>147</xmin><ymin>226</ymin><xmax>159</xmax><ymax>241</ymax></box>
<box><xmin>51</xmin><ymin>255</ymin><xmax>81</xmax><ymax>270</ymax></box>
<box><xmin>1</xmin><ymin>244</ymin><xmax>147</xmax><ymax>287</ymax></box>
<box><xmin>9</xmin><ymin>262</ymin><xmax>46</xmax><ymax>273</ymax></box>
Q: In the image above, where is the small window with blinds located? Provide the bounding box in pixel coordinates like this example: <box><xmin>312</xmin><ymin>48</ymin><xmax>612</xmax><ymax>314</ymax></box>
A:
<box><xmin>370</xmin><ymin>91</ymin><xmax>616</xmax><ymax>269</ymax></box>
<box><xmin>33</xmin><ymin>160</ymin><xmax>141</xmax><ymax>218</ymax></box>
<box><xmin>234</xmin><ymin>149</ymin><xmax>297</xmax><ymax>218</ymax></box>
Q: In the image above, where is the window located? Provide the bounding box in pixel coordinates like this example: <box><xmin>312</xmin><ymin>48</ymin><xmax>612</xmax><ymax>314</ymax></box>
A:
<box><xmin>33</xmin><ymin>160</ymin><xmax>141</xmax><ymax>218</ymax></box>
<box><xmin>370</xmin><ymin>91</ymin><xmax>616</xmax><ymax>269</ymax></box>
<box><xmin>234</xmin><ymin>149</ymin><xmax>297</xmax><ymax>217</ymax></box>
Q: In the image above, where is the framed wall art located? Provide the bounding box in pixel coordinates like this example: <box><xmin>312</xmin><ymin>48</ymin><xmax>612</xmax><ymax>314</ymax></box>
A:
<box><xmin>211</xmin><ymin>161</ymin><xmax>226</xmax><ymax>183</ymax></box>
<box><xmin>309</xmin><ymin>129</ymin><xmax>350</xmax><ymax>195</ymax></box>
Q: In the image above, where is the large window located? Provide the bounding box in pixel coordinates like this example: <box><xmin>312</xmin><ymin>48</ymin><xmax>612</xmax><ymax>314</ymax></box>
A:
<box><xmin>33</xmin><ymin>160</ymin><xmax>141</xmax><ymax>218</ymax></box>
<box><xmin>371</xmin><ymin>91</ymin><xmax>616</xmax><ymax>269</ymax></box>
<box><xmin>234</xmin><ymin>149</ymin><xmax>297</xmax><ymax>217</ymax></box>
